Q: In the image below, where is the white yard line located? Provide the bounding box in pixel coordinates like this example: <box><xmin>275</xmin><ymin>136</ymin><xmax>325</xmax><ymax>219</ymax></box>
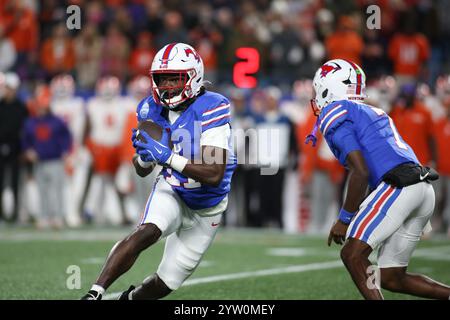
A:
<box><xmin>103</xmin><ymin>260</ymin><xmax>343</xmax><ymax>300</ymax></box>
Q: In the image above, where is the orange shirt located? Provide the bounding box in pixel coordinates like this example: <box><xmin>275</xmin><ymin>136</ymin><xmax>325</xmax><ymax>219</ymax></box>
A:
<box><xmin>390</xmin><ymin>102</ymin><xmax>434</xmax><ymax>165</ymax></box>
<box><xmin>388</xmin><ymin>33</ymin><xmax>429</xmax><ymax>76</ymax></box>
<box><xmin>129</xmin><ymin>48</ymin><xmax>155</xmax><ymax>76</ymax></box>
<box><xmin>0</xmin><ymin>8</ymin><xmax>38</xmax><ymax>52</ymax></box>
<box><xmin>325</xmin><ymin>31</ymin><xmax>364</xmax><ymax>66</ymax></box>
<box><xmin>433</xmin><ymin>118</ymin><xmax>450</xmax><ymax>175</ymax></box>
<box><xmin>40</xmin><ymin>38</ymin><xmax>76</xmax><ymax>73</ymax></box>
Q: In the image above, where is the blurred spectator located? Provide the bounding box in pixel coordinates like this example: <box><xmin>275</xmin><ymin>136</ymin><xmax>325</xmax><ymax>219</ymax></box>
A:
<box><xmin>389</xmin><ymin>83</ymin><xmax>436</xmax><ymax>166</ymax></box>
<box><xmin>215</xmin><ymin>7</ymin><xmax>234</xmax><ymax>84</ymax></box>
<box><xmin>40</xmin><ymin>23</ymin><xmax>75</xmax><ymax>79</ymax></box>
<box><xmin>85</xmin><ymin>1</ymin><xmax>108</xmax><ymax>33</ymax></box>
<box><xmin>362</xmin><ymin>29</ymin><xmax>389</xmax><ymax>80</ymax></box>
<box><xmin>101</xmin><ymin>24</ymin><xmax>130</xmax><ymax>81</ymax></box>
<box><xmin>227</xmin><ymin>87</ymin><xmax>255</xmax><ymax>226</ymax></box>
<box><xmin>112</xmin><ymin>5</ymin><xmax>134</xmax><ymax>38</ymax></box>
<box><xmin>155</xmin><ymin>11</ymin><xmax>189</xmax><ymax>49</ymax></box>
<box><xmin>143</xmin><ymin>0</ymin><xmax>164</xmax><ymax>36</ymax></box>
<box><xmin>269</xmin><ymin>16</ymin><xmax>303</xmax><ymax>87</ymax></box>
<box><xmin>0</xmin><ymin>72</ymin><xmax>28</xmax><ymax>222</ymax></box>
<box><xmin>50</xmin><ymin>74</ymin><xmax>87</xmax><ymax>226</ymax></box>
<box><xmin>373</xmin><ymin>75</ymin><xmax>399</xmax><ymax>113</ymax></box>
<box><xmin>0</xmin><ymin>1</ymin><xmax>38</xmax><ymax>58</ymax></box>
<box><xmin>22</xmin><ymin>85</ymin><xmax>72</xmax><ymax>229</ymax></box>
<box><xmin>194</xmin><ymin>31</ymin><xmax>220</xmax><ymax>84</ymax></box>
<box><xmin>0</xmin><ymin>25</ymin><xmax>16</xmax><ymax>72</ymax></box>
<box><xmin>433</xmin><ymin>75</ymin><xmax>450</xmax><ymax>237</ymax></box>
<box><xmin>300</xmin><ymin>108</ymin><xmax>344</xmax><ymax>235</ymax></box>
<box><xmin>253</xmin><ymin>87</ymin><xmax>298</xmax><ymax>228</ymax></box>
<box><xmin>128</xmin><ymin>32</ymin><xmax>156</xmax><ymax>77</ymax></box>
<box><xmin>388</xmin><ymin>10</ymin><xmax>430</xmax><ymax>86</ymax></box>
<box><xmin>74</xmin><ymin>23</ymin><xmax>103</xmax><ymax>90</ymax></box>
<box><xmin>84</xmin><ymin>76</ymin><xmax>131</xmax><ymax>225</ymax></box>
<box><xmin>325</xmin><ymin>15</ymin><xmax>364</xmax><ymax>65</ymax></box>
<box><xmin>119</xmin><ymin>76</ymin><xmax>155</xmax><ymax>210</ymax></box>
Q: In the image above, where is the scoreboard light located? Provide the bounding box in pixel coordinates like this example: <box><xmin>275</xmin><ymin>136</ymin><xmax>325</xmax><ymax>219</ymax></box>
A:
<box><xmin>233</xmin><ymin>47</ymin><xmax>260</xmax><ymax>89</ymax></box>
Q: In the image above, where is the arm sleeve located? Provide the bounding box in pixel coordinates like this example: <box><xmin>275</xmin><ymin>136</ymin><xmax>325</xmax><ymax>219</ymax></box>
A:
<box><xmin>201</xmin><ymin>100</ymin><xmax>231</xmax><ymax>132</ymax></box>
<box><xmin>329</xmin><ymin>122</ymin><xmax>362</xmax><ymax>166</ymax></box>
<box><xmin>200</xmin><ymin>124</ymin><xmax>231</xmax><ymax>151</ymax></box>
<box><xmin>319</xmin><ymin>103</ymin><xmax>349</xmax><ymax>137</ymax></box>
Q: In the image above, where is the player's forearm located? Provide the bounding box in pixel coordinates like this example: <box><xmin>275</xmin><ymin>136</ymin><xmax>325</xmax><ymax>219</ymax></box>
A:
<box><xmin>133</xmin><ymin>154</ymin><xmax>155</xmax><ymax>177</ymax></box>
<box><xmin>180</xmin><ymin>162</ymin><xmax>225</xmax><ymax>187</ymax></box>
<box><xmin>343</xmin><ymin>169</ymin><xmax>369</xmax><ymax>213</ymax></box>
<box><xmin>165</xmin><ymin>147</ymin><xmax>227</xmax><ymax>187</ymax></box>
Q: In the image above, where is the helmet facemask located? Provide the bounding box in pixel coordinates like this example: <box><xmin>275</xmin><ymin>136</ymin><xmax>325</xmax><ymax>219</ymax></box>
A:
<box><xmin>151</xmin><ymin>69</ymin><xmax>197</xmax><ymax>109</ymax></box>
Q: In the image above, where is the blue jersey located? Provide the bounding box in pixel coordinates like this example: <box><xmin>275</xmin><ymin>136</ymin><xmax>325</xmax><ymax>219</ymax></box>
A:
<box><xmin>136</xmin><ymin>91</ymin><xmax>237</xmax><ymax>210</ymax></box>
<box><xmin>318</xmin><ymin>100</ymin><xmax>419</xmax><ymax>189</ymax></box>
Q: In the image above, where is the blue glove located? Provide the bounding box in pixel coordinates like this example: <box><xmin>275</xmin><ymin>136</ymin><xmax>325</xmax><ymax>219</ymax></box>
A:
<box><xmin>133</xmin><ymin>129</ymin><xmax>172</xmax><ymax>164</ymax></box>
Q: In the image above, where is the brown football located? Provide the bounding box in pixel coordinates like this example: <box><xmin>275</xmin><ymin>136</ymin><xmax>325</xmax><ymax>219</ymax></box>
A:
<box><xmin>137</xmin><ymin>120</ymin><xmax>173</xmax><ymax>148</ymax></box>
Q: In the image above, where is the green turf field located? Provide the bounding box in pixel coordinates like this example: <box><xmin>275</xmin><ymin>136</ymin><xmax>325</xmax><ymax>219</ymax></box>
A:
<box><xmin>0</xmin><ymin>226</ymin><xmax>449</xmax><ymax>300</ymax></box>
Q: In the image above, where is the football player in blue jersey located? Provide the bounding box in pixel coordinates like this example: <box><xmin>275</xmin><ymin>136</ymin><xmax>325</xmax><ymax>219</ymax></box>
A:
<box><xmin>82</xmin><ymin>43</ymin><xmax>236</xmax><ymax>300</ymax></box>
<box><xmin>306</xmin><ymin>59</ymin><xmax>450</xmax><ymax>299</ymax></box>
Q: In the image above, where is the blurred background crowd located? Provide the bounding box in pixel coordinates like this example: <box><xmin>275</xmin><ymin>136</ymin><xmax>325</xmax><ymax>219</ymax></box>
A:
<box><xmin>0</xmin><ymin>0</ymin><xmax>449</xmax><ymax>237</ymax></box>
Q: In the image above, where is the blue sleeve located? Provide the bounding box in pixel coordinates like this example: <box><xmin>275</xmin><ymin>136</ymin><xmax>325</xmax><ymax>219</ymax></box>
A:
<box><xmin>201</xmin><ymin>98</ymin><xmax>231</xmax><ymax>132</ymax></box>
<box><xmin>319</xmin><ymin>102</ymin><xmax>349</xmax><ymax>137</ymax></box>
<box><xmin>328</xmin><ymin>122</ymin><xmax>362</xmax><ymax>165</ymax></box>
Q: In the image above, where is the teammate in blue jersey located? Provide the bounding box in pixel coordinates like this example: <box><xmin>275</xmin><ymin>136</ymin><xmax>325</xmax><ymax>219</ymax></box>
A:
<box><xmin>82</xmin><ymin>43</ymin><xmax>236</xmax><ymax>300</ymax></box>
<box><xmin>306</xmin><ymin>59</ymin><xmax>450</xmax><ymax>300</ymax></box>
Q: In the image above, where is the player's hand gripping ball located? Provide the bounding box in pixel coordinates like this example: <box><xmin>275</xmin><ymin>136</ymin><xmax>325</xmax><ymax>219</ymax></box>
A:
<box><xmin>132</xmin><ymin>120</ymin><xmax>173</xmax><ymax>165</ymax></box>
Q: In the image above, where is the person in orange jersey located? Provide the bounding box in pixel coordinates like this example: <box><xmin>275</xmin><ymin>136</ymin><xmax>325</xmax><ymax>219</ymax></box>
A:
<box><xmin>433</xmin><ymin>76</ymin><xmax>450</xmax><ymax>237</ymax></box>
<box><xmin>128</xmin><ymin>32</ymin><xmax>156</xmax><ymax>77</ymax></box>
<box><xmin>388</xmin><ymin>11</ymin><xmax>430</xmax><ymax>85</ymax></box>
<box><xmin>325</xmin><ymin>15</ymin><xmax>364</xmax><ymax>66</ymax></box>
<box><xmin>389</xmin><ymin>84</ymin><xmax>436</xmax><ymax>167</ymax></box>
<box><xmin>40</xmin><ymin>23</ymin><xmax>75</xmax><ymax>77</ymax></box>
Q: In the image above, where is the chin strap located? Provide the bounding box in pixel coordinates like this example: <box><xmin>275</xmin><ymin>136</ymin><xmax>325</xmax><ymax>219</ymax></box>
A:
<box><xmin>305</xmin><ymin>118</ymin><xmax>319</xmax><ymax>147</ymax></box>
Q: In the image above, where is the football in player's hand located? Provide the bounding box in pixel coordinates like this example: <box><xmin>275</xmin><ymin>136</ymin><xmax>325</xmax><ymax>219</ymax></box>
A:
<box><xmin>137</xmin><ymin>120</ymin><xmax>163</xmax><ymax>142</ymax></box>
<box><xmin>136</xmin><ymin>120</ymin><xmax>174</xmax><ymax>149</ymax></box>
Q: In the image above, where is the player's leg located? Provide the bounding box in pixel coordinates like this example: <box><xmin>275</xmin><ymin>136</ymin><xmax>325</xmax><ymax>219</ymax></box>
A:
<box><xmin>378</xmin><ymin>183</ymin><xmax>450</xmax><ymax>299</ymax></box>
<box><xmin>94</xmin><ymin>223</ymin><xmax>162</xmax><ymax>290</ymax></box>
<box><xmin>82</xmin><ymin>177</ymin><xmax>182</xmax><ymax>299</ymax></box>
<box><xmin>340</xmin><ymin>238</ymin><xmax>382</xmax><ymax>299</ymax></box>
<box><xmin>341</xmin><ymin>182</ymin><xmax>417</xmax><ymax>299</ymax></box>
<box><xmin>130</xmin><ymin>212</ymin><xmax>223</xmax><ymax>299</ymax></box>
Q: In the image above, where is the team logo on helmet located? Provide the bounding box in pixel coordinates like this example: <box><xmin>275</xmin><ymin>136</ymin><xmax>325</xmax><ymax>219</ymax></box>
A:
<box><xmin>320</xmin><ymin>62</ymin><xmax>342</xmax><ymax>78</ymax></box>
<box><xmin>184</xmin><ymin>48</ymin><xmax>200</xmax><ymax>63</ymax></box>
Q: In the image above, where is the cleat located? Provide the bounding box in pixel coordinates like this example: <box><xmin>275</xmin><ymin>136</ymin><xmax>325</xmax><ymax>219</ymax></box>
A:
<box><xmin>117</xmin><ymin>285</ymin><xmax>135</xmax><ymax>300</ymax></box>
<box><xmin>81</xmin><ymin>290</ymin><xmax>102</xmax><ymax>300</ymax></box>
